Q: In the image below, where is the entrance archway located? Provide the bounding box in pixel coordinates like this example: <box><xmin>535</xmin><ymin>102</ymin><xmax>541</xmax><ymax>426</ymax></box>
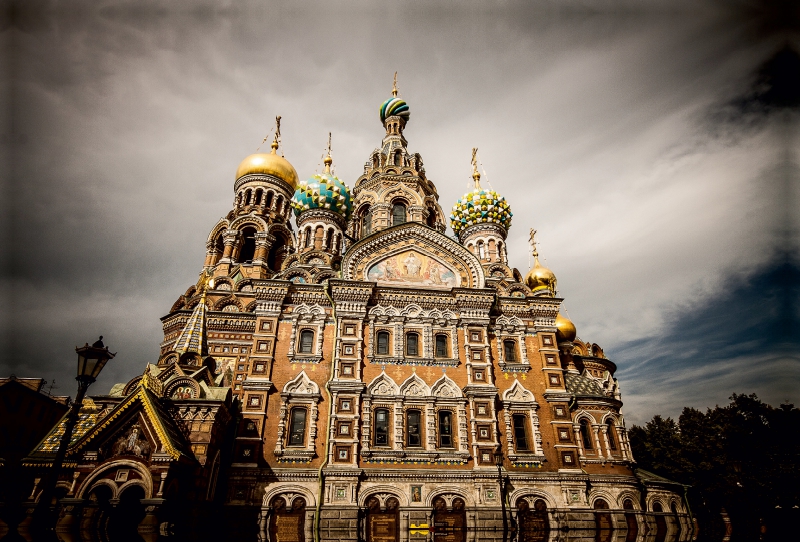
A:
<box><xmin>365</xmin><ymin>495</ymin><xmax>399</xmax><ymax>542</ymax></box>
<box><xmin>622</xmin><ymin>498</ymin><xmax>638</xmax><ymax>542</ymax></box>
<box><xmin>516</xmin><ymin>498</ymin><xmax>549</xmax><ymax>542</ymax></box>
<box><xmin>593</xmin><ymin>498</ymin><xmax>612</xmax><ymax>542</ymax></box>
<box><xmin>431</xmin><ymin>496</ymin><xmax>466</xmax><ymax>542</ymax></box>
<box><xmin>108</xmin><ymin>485</ymin><xmax>145</xmax><ymax>542</ymax></box>
<box><xmin>268</xmin><ymin>495</ymin><xmax>306</xmax><ymax>542</ymax></box>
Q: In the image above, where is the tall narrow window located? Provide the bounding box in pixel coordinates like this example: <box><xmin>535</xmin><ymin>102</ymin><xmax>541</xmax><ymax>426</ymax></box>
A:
<box><xmin>361</xmin><ymin>207</ymin><xmax>372</xmax><ymax>238</ymax></box>
<box><xmin>438</xmin><ymin>410</ymin><xmax>453</xmax><ymax>448</ymax></box>
<box><xmin>377</xmin><ymin>331</ymin><xmax>390</xmax><ymax>355</ymax></box>
<box><xmin>606</xmin><ymin>420</ymin><xmax>617</xmax><ymax>450</ymax></box>
<box><xmin>478</xmin><ymin>242</ymin><xmax>485</xmax><ymax>259</ymax></box>
<box><xmin>299</xmin><ymin>330</ymin><xmax>314</xmax><ymax>354</ymax></box>
<box><xmin>407</xmin><ymin>410</ymin><xmax>422</xmax><ymax>447</ymax></box>
<box><xmin>304</xmin><ymin>227</ymin><xmax>312</xmax><ymax>248</ymax></box>
<box><xmin>288</xmin><ymin>408</ymin><xmax>307</xmax><ymax>446</ymax></box>
<box><xmin>392</xmin><ymin>203</ymin><xmax>406</xmax><ymax>225</ymax></box>
<box><xmin>512</xmin><ymin>414</ymin><xmax>530</xmax><ymax>451</ymax></box>
<box><xmin>374</xmin><ymin>408</ymin><xmax>389</xmax><ymax>446</ymax></box>
<box><xmin>503</xmin><ymin>340</ymin><xmax>518</xmax><ymax>362</ymax></box>
<box><xmin>435</xmin><ymin>334</ymin><xmax>448</xmax><ymax>358</ymax></box>
<box><xmin>406</xmin><ymin>332</ymin><xmax>419</xmax><ymax>356</ymax></box>
<box><xmin>580</xmin><ymin>419</ymin><xmax>593</xmax><ymax>449</ymax></box>
<box><xmin>239</xmin><ymin>227</ymin><xmax>257</xmax><ymax>263</ymax></box>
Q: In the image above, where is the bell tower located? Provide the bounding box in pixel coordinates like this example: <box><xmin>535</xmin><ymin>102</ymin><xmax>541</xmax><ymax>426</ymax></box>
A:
<box><xmin>349</xmin><ymin>74</ymin><xmax>446</xmax><ymax>240</ymax></box>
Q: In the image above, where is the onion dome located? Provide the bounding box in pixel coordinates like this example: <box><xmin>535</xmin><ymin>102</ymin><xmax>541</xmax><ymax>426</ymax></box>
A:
<box><xmin>236</xmin><ymin>118</ymin><xmax>299</xmax><ymax>189</ymax></box>
<box><xmin>291</xmin><ymin>154</ymin><xmax>352</xmax><ymax>221</ymax></box>
<box><xmin>379</xmin><ymin>97</ymin><xmax>410</xmax><ymax>125</ymax></box>
<box><xmin>449</xmin><ymin>163</ymin><xmax>512</xmax><ymax>235</ymax></box>
<box><xmin>525</xmin><ymin>229</ymin><xmax>557</xmax><ymax>295</ymax></box>
<box><xmin>555</xmin><ymin>313</ymin><xmax>577</xmax><ymax>343</ymax></box>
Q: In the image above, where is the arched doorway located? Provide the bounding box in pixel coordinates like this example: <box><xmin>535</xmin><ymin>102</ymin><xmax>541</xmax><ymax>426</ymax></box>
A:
<box><xmin>622</xmin><ymin>498</ymin><xmax>638</xmax><ymax>542</ymax></box>
<box><xmin>516</xmin><ymin>498</ymin><xmax>549</xmax><ymax>542</ymax></box>
<box><xmin>84</xmin><ymin>485</ymin><xmax>113</xmax><ymax>542</ymax></box>
<box><xmin>432</xmin><ymin>496</ymin><xmax>466</xmax><ymax>542</ymax></box>
<box><xmin>593</xmin><ymin>498</ymin><xmax>613</xmax><ymax>542</ymax></box>
<box><xmin>108</xmin><ymin>485</ymin><xmax>145</xmax><ymax>542</ymax></box>
<box><xmin>653</xmin><ymin>502</ymin><xmax>668</xmax><ymax>542</ymax></box>
<box><xmin>365</xmin><ymin>495</ymin><xmax>399</xmax><ymax>542</ymax></box>
<box><xmin>268</xmin><ymin>495</ymin><xmax>306</xmax><ymax>542</ymax></box>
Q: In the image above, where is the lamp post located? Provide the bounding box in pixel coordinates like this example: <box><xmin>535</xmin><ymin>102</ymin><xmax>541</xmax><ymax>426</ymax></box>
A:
<box><xmin>496</xmin><ymin>446</ymin><xmax>509</xmax><ymax>541</ymax></box>
<box><xmin>34</xmin><ymin>337</ymin><xmax>115</xmax><ymax>536</ymax></box>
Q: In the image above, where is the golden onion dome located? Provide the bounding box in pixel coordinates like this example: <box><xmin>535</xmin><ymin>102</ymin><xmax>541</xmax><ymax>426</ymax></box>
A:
<box><xmin>235</xmin><ymin>142</ymin><xmax>299</xmax><ymax>190</ymax></box>
<box><xmin>555</xmin><ymin>313</ymin><xmax>577</xmax><ymax>343</ymax></box>
<box><xmin>525</xmin><ymin>255</ymin><xmax>557</xmax><ymax>295</ymax></box>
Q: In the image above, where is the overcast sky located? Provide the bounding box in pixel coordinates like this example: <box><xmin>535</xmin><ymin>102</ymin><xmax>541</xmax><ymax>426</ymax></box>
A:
<box><xmin>3</xmin><ymin>0</ymin><xmax>798</xmax><ymax>425</ymax></box>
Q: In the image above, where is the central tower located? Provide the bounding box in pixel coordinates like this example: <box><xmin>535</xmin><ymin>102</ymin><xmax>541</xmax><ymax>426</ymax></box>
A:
<box><xmin>349</xmin><ymin>76</ymin><xmax>446</xmax><ymax>240</ymax></box>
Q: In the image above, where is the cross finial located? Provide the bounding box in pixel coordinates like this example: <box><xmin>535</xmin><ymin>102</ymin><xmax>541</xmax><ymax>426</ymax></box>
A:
<box><xmin>323</xmin><ymin>132</ymin><xmax>333</xmax><ymax>173</ymax></box>
<box><xmin>529</xmin><ymin>228</ymin><xmax>539</xmax><ymax>258</ymax></box>
<box><xmin>271</xmin><ymin>115</ymin><xmax>282</xmax><ymax>154</ymax></box>
<box><xmin>392</xmin><ymin>71</ymin><xmax>398</xmax><ymax>97</ymax></box>
<box><xmin>471</xmin><ymin>147</ymin><xmax>481</xmax><ymax>189</ymax></box>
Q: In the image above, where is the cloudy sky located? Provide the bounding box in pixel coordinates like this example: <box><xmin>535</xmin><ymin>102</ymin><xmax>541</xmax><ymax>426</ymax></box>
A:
<box><xmin>3</xmin><ymin>0</ymin><xmax>798</xmax><ymax>425</ymax></box>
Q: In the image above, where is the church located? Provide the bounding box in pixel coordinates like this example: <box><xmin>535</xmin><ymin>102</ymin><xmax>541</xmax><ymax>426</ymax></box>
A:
<box><xmin>24</xmin><ymin>81</ymin><xmax>690</xmax><ymax>542</ymax></box>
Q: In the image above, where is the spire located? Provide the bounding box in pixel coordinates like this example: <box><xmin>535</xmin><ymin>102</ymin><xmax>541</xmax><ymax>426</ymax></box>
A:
<box><xmin>392</xmin><ymin>71</ymin><xmax>398</xmax><ymax>97</ymax></box>
<box><xmin>323</xmin><ymin>132</ymin><xmax>333</xmax><ymax>174</ymax></box>
<box><xmin>270</xmin><ymin>115</ymin><xmax>282</xmax><ymax>155</ymax></box>
<box><xmin>174</xmin><ymin>274</ymin><xmax>211</xmax><ymax>357</ymax></box>
<box><xmin>529</xmin><ymin>228</ymin><xmax>539</xmax><ymax>259</ymax></box>
<box><xmin>471</xmin><ymin>147</ymin><xmax>482</xmax><ymax>190</ymax></box>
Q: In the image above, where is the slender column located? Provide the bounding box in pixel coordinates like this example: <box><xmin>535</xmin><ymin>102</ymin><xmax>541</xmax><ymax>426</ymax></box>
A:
<box><xmin>600</xmin><ymin>425</ymin><xmax>613</xmax><ymax>459</ymax></box>
<box><xmin>574</xmin><ymin>425</ymin><xmax>585</xmax><ymax>459</ymax></box>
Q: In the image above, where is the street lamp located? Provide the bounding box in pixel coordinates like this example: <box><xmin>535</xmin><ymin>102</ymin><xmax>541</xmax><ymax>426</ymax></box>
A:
<box><xmin>496</xmin><ymin>446</ymin><xmax>509</xmax><ymax>540</ymax></box>
<box><xmin>34</xmin><ymin>337</ymin><xmax>115</xmax><ymax>537</ymax></box>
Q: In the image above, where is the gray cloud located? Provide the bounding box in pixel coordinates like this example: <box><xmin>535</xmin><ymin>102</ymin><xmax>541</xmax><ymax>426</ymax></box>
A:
<box><xmin>2</xmin><ymin>1</ymin><xmax>797</xmax><ymax>416</ymax></box>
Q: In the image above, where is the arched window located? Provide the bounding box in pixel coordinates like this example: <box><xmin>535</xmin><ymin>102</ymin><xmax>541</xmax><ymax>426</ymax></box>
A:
<box><xmin>304</xmin><ymin>226</ymin><xmax>312</xmax><ymax>248</ymax></box>
<box><xmin>392</xmin><ymin>202</ymin><xmax>406</xmax><ymax>225</ymax></box>
<box><xmin>325</xmin><ymin>228</ymin><xmax>333</xmax><ymax>249</ymax></box>
<box><xmin>275</xmin><ymin>195</ymin><xmax>284</xmax><ymax>214</ymax></box>
<box><xmin>238</xmin><ymin>227</ymin><xmax>257</xmax><ymax>263</ymax></box>
<box><xmin>299</xmin><ymin>330</ymin><xmax>314</xmax><ymax>354</ymax></box>
<box><xmin>478</xmin><ymin>241</ymin><xmax>485</xmax><ymax>259</ymax></box>
<box><xmin>267</xmin><ymin>232</ymin><xmax>288</xmax><ymax>271</ymax></box>
<box><xmin>406</xmin><ymin>332</ymin><xmax>419</xmax><ymax>356</ymax></box>
<box><xmin>265</xmin><ymin>191</ymin><xmax>274</xmax><ymax>209</ymax></box>
<box><xmin>426</xmin><ymin>208</ymin><xmax>436</xmax><ymax>228</ymax></box>
<box><xmin>438</xmin><ymin>410</ymin><xmax>453</xmax><ymax>448</ymax></box>
<box><xmin>406</xmin><ymin>409</ymin><xmax>422</xmax><ymax>447</ymax></box>
<box><xmin>254</xmin><ymin>189</ymin><xmax>263</xmax><ymax>205</ymax></box>
<box><xmin>512</xmin><ymin>414</ymin><xmax>530</xmax><ymax>451</ymax></box>
<box><xmin>435</xmin><ymin>334</ymin><xmax>448</xmax><ymax>358</ymax></box>
<box><xmin>503</xmin><ymin>339</ymin><xmax>518</xmax><ymax>362</ymax></box>
<box><xmin>580</xmin><ymin>419</ymin><xmax>593</xmax><ymax>449</ymax></box>
<box><xmin>374</xmin><ymin>408</ymin><xmax>389</xmax><ymax>446</ymax></box>
<box><xmin>288</xmin><ymin>407</ymin><xmax>307</xmax><ymax>446</ymax></box>
<box><xmin>606</xmin><ymin>419</ymin><xmax>617</xmax><ymax>450</ymax></box>
<box><xmin>245</xmin><ymin>189</ymin><xmax>252</xmax><ymax>205</ymax></box>
<box><xmin>361</xmin><ymin>206</ymin><xmax>372</xmax><ymax>238</ymax></box>
<box><xmin>376</xmin><ymin>331</ymin><xmax>390</xmax><ymax>355</ymax></box>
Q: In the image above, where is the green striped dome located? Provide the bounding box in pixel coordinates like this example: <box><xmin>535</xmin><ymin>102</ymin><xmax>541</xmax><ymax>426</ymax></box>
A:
<box><xmin>449</xmin><ymin>189</ymin><xmax>512</xmax><ymax>235</ymax></box>
<box><xmin>380</xmin><ymin>97</ymin><xmax>410</xmax><ymax>124</ymax></box>
<box><xmin>291</xmin><ymin>173</ymin><xmax>352</xmax><ymax>220</ymax></box>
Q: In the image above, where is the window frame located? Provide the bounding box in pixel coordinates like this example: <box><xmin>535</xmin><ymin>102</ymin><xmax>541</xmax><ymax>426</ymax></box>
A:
<box><xmin>438</xmin><ymin>409</ymin><xmax>454</xmax><ymax>448</ymax></box>
<box><xmin>406</xmin><ymin>409</ymin><xmax>423</xmax><ymax>448</ymax></box>
<box><xmin>391</xmin><ymin>202</ymin><xmax>407</xmax><ymax>226</ymax></box>
<box><xmin>373</xmin><ymin>407</ymin><xmax>390</xmax><ymax>447</ymax></box>
<box><xmin>298</xmin><ymin>329</ymin><xmax>314</xmax><ymax>354</ymax></box>
<box><xmin>503</xmin><ymin>339</ymin><xmax>518</xmax><ymax>362</ymax></box>
<box><xmin>376</xmin><ymin>330</ymin><xmax>390</xmax><ymax>355</ymax></box>
<box><xmin>287</xmin><ymin>407</ymin><xmax>308</xmax><ymax>447</ymax></box>
<box><xmin>579</xmin><ymin>419</ymin><xmax>593</xmax><ymax>450</ymax></box>
<box><xmin>405</xmin><ymin>332</ymin><xmax>420</xmax><ymax>357</ymax></box>
<box><xmin>512</xmin><ymin>413</ymin><xmax>530</xmax><ymax>452</ymax></box>
<box><xmin>434</xmin><ymin>333</ymin><xmax>448</xmax><ymax>358</ymax></box>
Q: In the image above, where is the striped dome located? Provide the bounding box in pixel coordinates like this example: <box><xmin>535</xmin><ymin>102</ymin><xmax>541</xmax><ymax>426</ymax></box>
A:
<box><xmin>291</xmin><ymin>172</ymin><xmax>352</xmax><ymax>220</ymax></box>
<box><xmin>380</xmin><ymin>97</ymin><xmax>410</xmax><ymax>124</ymax></box>
<box><xmin>450</xmin><ymin>189</ymin><xmax>512</xmax><ymax>235</ymax></box>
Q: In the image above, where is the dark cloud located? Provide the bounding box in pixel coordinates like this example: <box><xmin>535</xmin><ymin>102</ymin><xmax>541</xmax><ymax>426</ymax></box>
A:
<box><xmin>1</xmin><ymin>1</ymin><xmax>796</xmax><ymax>419</ymax></box>
<box><xmin>616</xmin><ymin>255</ymin><xmax>800</xmax><ymax>424</ymax></box>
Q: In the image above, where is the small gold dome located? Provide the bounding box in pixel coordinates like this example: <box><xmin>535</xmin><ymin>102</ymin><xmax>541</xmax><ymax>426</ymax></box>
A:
<box><xmin>525</xmin><ymin>256</ymin><xmax>557</xmax><ymax>295</ymax></box>
<box><xmin>555</xmin><ymin>313</ymin><xmax>577</xmax><ymax>343</ymax></box>
<box><xmin>235</xmin><ymin>147</ymin><xmax>299</xmax><ymax>189</ymax></box>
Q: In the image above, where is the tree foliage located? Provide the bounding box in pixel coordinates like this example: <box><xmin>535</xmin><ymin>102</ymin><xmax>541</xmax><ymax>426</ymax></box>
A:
<box><xmin>630</xmin><ymin>394</ymin><xmax>800</xmax><ymax>539</ymax></box>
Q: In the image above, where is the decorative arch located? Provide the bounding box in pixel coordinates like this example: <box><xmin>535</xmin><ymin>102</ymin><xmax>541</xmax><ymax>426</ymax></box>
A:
<box><xmin>76</xmin><ymin>459</ymin><xmax>154</xmax><ymax>499</ymax></box>
<box><xmin>507</xmin><ymin>488</ymin><xmax>558</xmax><ymax>509</ymax></box>
<box><xmin>589</xmin><ymin>490</ymin><xmax>618</xmax><ymax>509</ymax></box>
<box><xmin>617</xmin><ymin>491</ymin><xmax>641</xmax><ymax>510</ymax></box>
<box><xmin>164</xmin><ymin>377</ymin><xmax>200</xmax><ymax>399</ymax></box>
<box><xmin>399</xmin><ymin>373</ymin><xmax>431</xmax><ymax>397</ymax></box>
<box><xmin>282</xmin><ymin>371</ymin><xmax>320</xmax><ymax>395</ymax></box>
<box><xmin>213</xmin><ymin>295</ymin><xmax>243</xmax><ymax>312</ymax></box>
<box><xmin>262</xmin><ymin>484</ymin><xmax>317</xmax><ymax>508</ymax></box>
<box><xmin>230</xmin><ymin>215</ymin><xmax>268</xmax><ymax>232</ymax></box>
<box><xmin>431</xmin><ymin>375</ymin><xmax>462</xmax><ymax>398</ymax></box>
<box><xmin>424</xmin><ymin>486</ymin><xmax>474</xmax><ymax>507</ymax></box>
<box><xmin>367</xmin><ymin>372</ymin><xmax>399</xmax><ymax>397</ymax></box>
<box><xmin>574</xmin><ymin>410</ymin><xmax>598</xmax><ymax>424</ymax></box>
<box><xmin>502</xmin><ymin>380</ymin><xmax>534</xmax><ymax>402</ymax></box>
<box><xmin>205</xmin><ymin>219</ymin><xmax>230</xmax><ymax>245</ymax></box>
<box><xmin>357</xmin><ymin>486</ymin><xmax>408</xmax><ymax>507</ymax></box>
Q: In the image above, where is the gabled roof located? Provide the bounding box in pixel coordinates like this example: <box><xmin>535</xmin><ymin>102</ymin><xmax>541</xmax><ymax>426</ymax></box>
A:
<box><xmin>25</xmin><ymin>383</ymin><xmax>194</xmax><ymax>466</ymax></box>
<box><xmin>636</xmin><ymin>468</ymin><xmax>688</xmax><ymax>487</ymax></box>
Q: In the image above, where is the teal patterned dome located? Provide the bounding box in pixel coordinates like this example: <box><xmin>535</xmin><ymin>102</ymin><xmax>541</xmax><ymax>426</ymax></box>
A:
<box><xmin>450</xmin><ymin>188</ymin><xmax>512</xmax><ymax>235</ymax></box>
<box><xmin>291</xmin><ymin>171</ymin><xmax>352</xmax><ymax>221</ymax></box>
<box><xmin>380</xmin><ymin>97</ymin><xmax>410</xmax><ymax>124</ymax></box>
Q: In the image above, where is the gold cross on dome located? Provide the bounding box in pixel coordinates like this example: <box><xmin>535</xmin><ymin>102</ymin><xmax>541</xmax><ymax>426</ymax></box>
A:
<box><xmin>529</xmin><ymin>229</ymin><xmax>539</xmax><ymax>258</ymax></box>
